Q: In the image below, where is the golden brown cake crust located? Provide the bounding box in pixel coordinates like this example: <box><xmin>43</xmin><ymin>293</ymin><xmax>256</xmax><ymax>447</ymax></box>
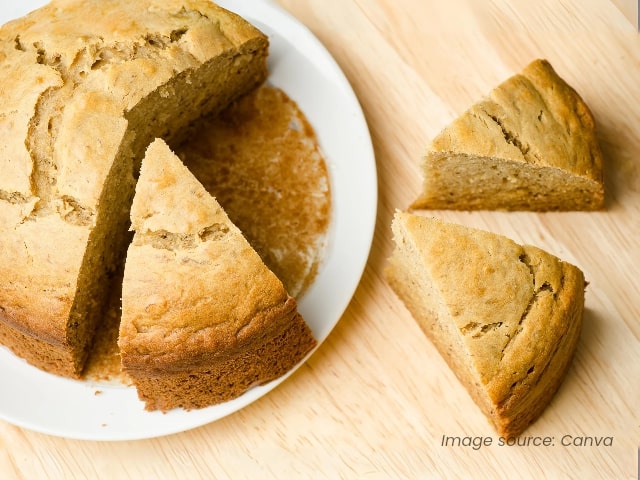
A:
<box><xmin>129</xmin><ymin>313</ymin><xmax>315</xmax><ymax>411</ymax></box>
<box><xmin>120</xmin><ymin>139</ymin><xmax>316</xmax><ymax>409</ymax></box>
<box><xmin>385</xmin><ymin>213</ymin><xmax>585</xmax><ymax>437</ymax></box>
<box><xmin>412</xmin><ymin>59</ymin><xmax>605</xmax><ymax>211</ymax></box>
<box><xmin>0</xmin><ymin>0</ymin><xmax>268</xmax><ymax>377</ymax></box>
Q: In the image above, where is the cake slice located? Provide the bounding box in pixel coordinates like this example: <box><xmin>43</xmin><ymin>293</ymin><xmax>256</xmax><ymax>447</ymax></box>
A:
<box><xmin>411</xmin><ymin>59</ymin><xmax>605</xmax><ymax>211</ymax></box>
<box><xmin>119</xmin><ymin>139</ymin><xmax>317</xmax><ymax>411</ymax></box>
<box><xmin>385</xmin><ymin>212</ymin><xmax>585</xmax><ymax>437</ymax></box>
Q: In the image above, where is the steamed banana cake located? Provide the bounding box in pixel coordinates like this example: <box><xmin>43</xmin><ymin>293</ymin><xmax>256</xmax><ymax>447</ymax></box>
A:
<box><xmin>0</xmin><ymin>0</ymin><xmax>269</xmax><ymax>377</ymax></box>
<box><xmin>385</xmin><ymin>213</ymin><xmax>585</xmax><ymax>437</ymax></box>
<box><xmin>120</xmin><ymin>139</ymin><xmax>317</xmax><ymax>411</ymax></box>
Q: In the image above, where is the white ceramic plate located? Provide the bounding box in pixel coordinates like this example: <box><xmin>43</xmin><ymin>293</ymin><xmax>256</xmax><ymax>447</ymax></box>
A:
<box><xmin>0</xmin><ymin>0</ymin><xmax>376</xmax><ymax>440</ymax></box>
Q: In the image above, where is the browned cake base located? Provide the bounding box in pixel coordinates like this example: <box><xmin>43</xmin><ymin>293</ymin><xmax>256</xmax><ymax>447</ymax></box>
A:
<box><xmin>0</xmin><ymin>320</ymin><xmax>78</xmax><ymax>378</ymax></box>
<box><xmin>128</xmin><ymin>314</ymin><xmax>315</xmax><ymax>411</ymax></box>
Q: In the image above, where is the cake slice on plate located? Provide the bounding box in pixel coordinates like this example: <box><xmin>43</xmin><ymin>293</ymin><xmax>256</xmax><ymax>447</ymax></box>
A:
<box><xmin>411</xmin><ymin>59</ymin><xmax>605</xmax><ymax>211</ymax></box>
<box><xmin>119</xmin><ymin>139</ymin><xmax>317</xmax><ymax>411</ymax></box>
<box><xmin>385</xmin><ymin>212</ymin><xmax>585</xmax><ymax>437</ymax></box>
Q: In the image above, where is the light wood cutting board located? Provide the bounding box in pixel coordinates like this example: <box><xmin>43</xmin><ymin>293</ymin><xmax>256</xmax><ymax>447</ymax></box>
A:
<box><xmin>0</xmin><ymin>0</ymin><xmax>638</xmax><ymax>478</ymax></box>
<box><xmin>272</xmin><ymin>0</ymin><xmax>640</xmax><ymax>477</ymax></box>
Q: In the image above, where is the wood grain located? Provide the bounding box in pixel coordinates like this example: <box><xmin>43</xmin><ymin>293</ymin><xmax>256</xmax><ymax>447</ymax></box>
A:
<box><xmin>1</xmin><ymin>0</ymin><xmax>639</xmax><ymax>478</ymax></box>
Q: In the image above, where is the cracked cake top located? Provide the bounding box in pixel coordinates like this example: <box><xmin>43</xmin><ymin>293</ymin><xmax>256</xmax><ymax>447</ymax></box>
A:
<box><xmin>385</xmin><ymin>212</ymin><xmax>586</xmax><ymax>437</ymax></box>
<box><xmin>428</xmin><ymin>59</ymin><xmax>603</xmax><ymax>179</ymax></box>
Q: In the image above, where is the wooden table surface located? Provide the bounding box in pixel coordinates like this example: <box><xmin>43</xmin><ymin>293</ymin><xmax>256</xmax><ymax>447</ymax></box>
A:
<box><xmin>1</xmin><ymin>0</ymin><xmax>639</xmax><ymax>478</ymax></box>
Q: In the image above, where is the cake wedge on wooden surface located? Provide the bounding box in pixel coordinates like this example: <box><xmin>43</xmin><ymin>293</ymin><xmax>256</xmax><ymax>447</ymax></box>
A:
<box><xmin>119</xmin><ymin>139</ymin><xmax>317</xmax><ymax>411</ymax></box>
<box><xmin>385</xmin><ymin>212</ymin><xmax>585</xmax><ymax>437</ymax></box>
<box><xmin>411</xmin><ymin>59</ymin><xmax>605</xmax><ymax>211</ymax></box>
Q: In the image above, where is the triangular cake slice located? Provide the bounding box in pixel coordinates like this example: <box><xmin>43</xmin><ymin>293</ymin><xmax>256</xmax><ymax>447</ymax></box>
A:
<box><xmin>385</xmin><ymin>212</ymin><xmax>585</xmax><ymax>437</ymax></box>
<box><xmin>119</xmin><ymin>139</ymin><xmax>317</xmax><ymax>411</ymax></box>
<box><xmin>411</xmin><ymin>59</ymin><xmax>605</xmax><ymax>211</ymax></box>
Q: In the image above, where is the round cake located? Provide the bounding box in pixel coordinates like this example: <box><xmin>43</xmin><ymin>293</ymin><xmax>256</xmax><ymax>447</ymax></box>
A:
<box><xmin>0</xmin><ymin>0</ymin><xmax>323</xmax><ymax>411</ymax></box>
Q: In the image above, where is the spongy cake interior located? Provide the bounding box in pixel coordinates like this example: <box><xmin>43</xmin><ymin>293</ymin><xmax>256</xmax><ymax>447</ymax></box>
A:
<box><xmin>415</xmin><ymin>152</ymin><xmax>605</xmax><ymax>211</ymax></box>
